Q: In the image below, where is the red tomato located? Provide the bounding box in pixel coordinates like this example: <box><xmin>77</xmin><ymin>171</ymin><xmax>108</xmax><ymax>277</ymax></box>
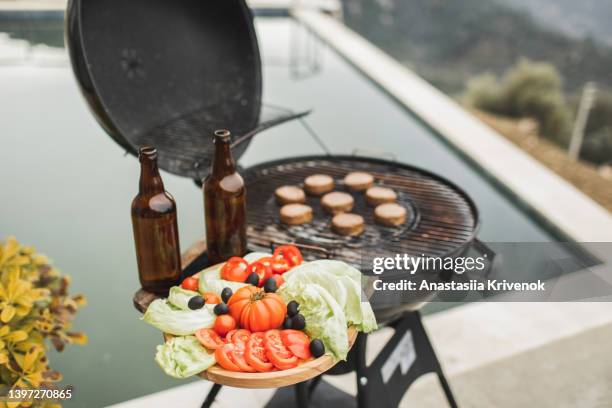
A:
<box><xmin>230</xmin><ymin>341</ymin><xmax>256</xmax><ymax>372</ymax></box>
<box><xmin>195</xmin><ymin>329</ymin><xmax>225</xmax><ymax>350</ymax></box>
<box><xmin>288</xmin><ymin>343</ymin><xmax>312</xmax><ymax>360</ymax></box>
<box><xmin>214</xmin><ymin>315</ymin><xmax>237</xmax><ymax>337</ymax></box>
<box><xmin>225</xmin><ymin>329</ymin><xmax>238</xmax><ymax>343</ymax></box>
<box><xmin>247</xmin><ymin>260</ymin><xmax>272</xmax><ymax>286</ymax></box>
<box><xmin>270</xmin><ymin>256</ymin><xmax>290</xmax><ymax>274</ymax></box>
<box><xmin>245</xmin><ymin>333</ymin><xmax>274</xmax><ymax>372</ymax></box>
<box><xmin>215</xmin><ymin>344</ymin><xmax>241</xmax><ymax>371</ymax></box>
<box><xmin>281</xmin><ymin>330</ymin><xmax>312</xmax><ymax>360</ymax></box>
<box><xmin>270</xmin><ymin>274</ymin><xmax>284</xmax><ymax>288</ymax></box>
<box><xmin>266</xmin><ymin>348</ymin><xmax>298</xmax><ymax>370</ymax></box>
<box><xmin>221</xmin><ymin>257</ymin><xmax>250</xmax><ymax>282</ymax></box>
<box><xmin>230</xmin><ymin>329</ymin><xmax>251</xmax><ymax>345</ymax></box>
<box><xmin>273</xmin><ymin>245</ymin><xmax>303</xmax><ymax>267</ymax></box>
<box><xmin>180</xmin><ymin>276</ymin><xmax>199</xmax><ymax>291</ymax></box>
<box><xmin>264</xmin><ymin>330</ymin><xmax>298</xmax><ymax>370</ymax></box>
<box><xmin>203</xmin><ymin>292</ymin><xmax>221</xmax><ymax>304</ymax></box>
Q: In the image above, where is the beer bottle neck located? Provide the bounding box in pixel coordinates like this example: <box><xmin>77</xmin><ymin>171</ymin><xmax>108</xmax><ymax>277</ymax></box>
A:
<box><xmin>211</xmin><ymin>134</ymin><xmax>236</xmax><ymax>177</ymax></box>
<box><xmin>138</xmin><ymin>147</ymin><xmax>164</xmax><ymax>195</ymax></box>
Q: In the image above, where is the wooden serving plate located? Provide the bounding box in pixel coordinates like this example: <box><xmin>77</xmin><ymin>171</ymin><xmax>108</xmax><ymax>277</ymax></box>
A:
<box><xmin>163</xmin><ymin>327</ymin><xmax>357</xmax><ymax>388</ymax></box>
<box><xmin>135</xmin><ymin>240</ymin><xmax>360</xmax><ymax>388</ymax></box>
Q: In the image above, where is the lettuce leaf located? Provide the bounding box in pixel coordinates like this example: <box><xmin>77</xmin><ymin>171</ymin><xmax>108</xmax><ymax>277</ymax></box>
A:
<box><xmin>142</xmin><ymin>298</ymin><xmax>216</xmax><ymax>335</ymax></box>
<box><xmin>167</xmin><ymin>286</ymin><xmax>199</xmax><ymax>310</ymax></box>
<box><xmin>283</xmin><ymin>260</ymin><xmax>377</xmax><ymax>333</ymax></box>
<box><xmin>279</xmin><ymin>281</ymin><xmax>349</xmax><ymax>360</ymax></box>
<box><xmin>155</xmin><ymin>336</ymin><xmax>216</xmax><ymax>378</ymax></box>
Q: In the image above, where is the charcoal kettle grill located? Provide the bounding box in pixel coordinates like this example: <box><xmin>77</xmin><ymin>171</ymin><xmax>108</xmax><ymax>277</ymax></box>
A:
<box><xmin>66</xmin><ymin>1</ymin><xmax>496</xmax><ymax>407</ymax></box>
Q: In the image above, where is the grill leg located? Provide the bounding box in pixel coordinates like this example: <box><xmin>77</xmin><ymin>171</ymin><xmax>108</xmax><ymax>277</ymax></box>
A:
<box><xmin>295</xmin><ymin>381</ymin><xmax>310</xmax><ymax>408</ymax></box>
<box><xmin>200</xmin><ymin>383</ymin><xmax>222</xmax><ymax>408</ymax></box>
<box><xmin>355</xmin><ymin>333</ymin><xmax>369</xmax><ymax>408</ymax></box>
<box><xmin>437</xmin><ymin>371</ymin><xmax>458</xmax><ymax>408</ymax></box>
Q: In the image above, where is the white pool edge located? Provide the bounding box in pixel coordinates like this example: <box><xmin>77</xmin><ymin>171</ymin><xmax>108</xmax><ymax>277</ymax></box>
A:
<box><xmin>292</xmin><ymin>9</ymin><xmax>612</xmax><ymax>247</ymax></box>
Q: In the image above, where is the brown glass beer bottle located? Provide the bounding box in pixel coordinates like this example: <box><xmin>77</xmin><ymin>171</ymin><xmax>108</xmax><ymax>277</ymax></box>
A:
<box><xmin>131</xmin><ymin>146</ymin><xmax>181</xmax><ymax>294</ymax></box>
<box><xmin>204</xmin><ymin>129</ymin><xmax>247</xmax><ymax>264</ymax></box>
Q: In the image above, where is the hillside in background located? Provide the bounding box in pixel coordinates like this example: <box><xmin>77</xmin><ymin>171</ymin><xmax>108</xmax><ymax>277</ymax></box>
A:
<box><xmin>341</xmin><ymin>0</ymin><xmax>612</xmax><ymax>95</ymax></box>
<box><xmin>502</xmin><ymin>0</ymin><xmax>612</xmax><ymax>46</ymax></box>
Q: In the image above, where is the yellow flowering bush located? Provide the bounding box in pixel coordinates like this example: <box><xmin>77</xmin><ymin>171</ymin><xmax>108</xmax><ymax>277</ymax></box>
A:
<box><xmin>0</xmin><ymin>237</ymin><xmax>87</xmax><ymax>407</ymax></box>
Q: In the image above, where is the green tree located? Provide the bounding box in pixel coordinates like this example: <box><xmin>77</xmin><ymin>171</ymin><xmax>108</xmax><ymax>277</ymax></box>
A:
<box><xmin>466</xmin><ymin>59</ymin><xmax>572</xmax><ymax>144</ymax></box>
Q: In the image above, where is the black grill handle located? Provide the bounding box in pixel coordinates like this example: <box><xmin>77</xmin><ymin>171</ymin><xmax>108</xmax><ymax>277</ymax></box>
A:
<box><xmin>269</xmin><ymin>241</ymin><xmax>333</xmax><ymax>259</ymax></box>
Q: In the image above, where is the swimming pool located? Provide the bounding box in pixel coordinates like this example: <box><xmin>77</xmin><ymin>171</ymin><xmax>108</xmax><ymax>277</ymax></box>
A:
<box><xmin>0</xmin><ymin>12</ymin><xmax>572</xmax><ymax>407</ymax></box>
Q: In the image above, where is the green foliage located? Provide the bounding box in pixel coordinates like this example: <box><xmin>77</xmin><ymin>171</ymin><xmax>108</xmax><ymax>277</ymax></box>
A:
<box><xmin>580</xmin><ymin>91</ymin><xmax>612</xmax><ymax>164</ymax></box>
<box><xmin>465</xmin><ymin>59</ymin><xmax>572</xmax><ymax>144</ymax></box>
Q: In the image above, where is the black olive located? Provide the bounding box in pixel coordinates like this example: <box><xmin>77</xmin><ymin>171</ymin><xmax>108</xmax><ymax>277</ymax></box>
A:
<box><xmin>282</xmin><ymin>316</ymin><xmax>292</xmax><ymax>330</ymax></box>
<box><xmin>309</xmin><ymin>339</ymin><xmax>325</xmax><ymax>358</ymax></box>
<box><xmin>214</xmin><ymin>303</ymin><xmax>229</xmax><ymax>315</ymax></box>
<box><xmin>291</xmin><ymin>314</ymin><xmax>306</xmax><ymax>330</ymax></box>
<box><xmin>221</xmin><ymin>287</ymin><xmax>233</xmax><ymax>303</ymax></box>
<box><xmin>246</xmin><ymin>272</ymin><xmax>259</xmax><ymax>286</ymax></box>
<box><xmin>263</xmin><ymin>278</ymin><xmax>277</xmax><ymax>293</ymax></box>
<box><xmin>287</xmin><ymin>301</ymin><xmax>299</xmax><ymax>317</ymax></box>
<box><xmin>187</xmin><ymin>296</ymin><xmax>205</xmax><ymax>310</ymax></box>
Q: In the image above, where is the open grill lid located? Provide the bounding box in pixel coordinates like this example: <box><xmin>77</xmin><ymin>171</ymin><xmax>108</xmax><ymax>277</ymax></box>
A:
<box><xmin>66</xmin><ymin>0</ymin><xmax>304</xmax><ymax>179</ymax></box>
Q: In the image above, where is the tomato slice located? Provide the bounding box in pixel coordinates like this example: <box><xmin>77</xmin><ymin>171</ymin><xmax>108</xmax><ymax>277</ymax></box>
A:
<box><xmin>247</xmin><ymin>260</ymin><xmax>272</xmax><ymax>287</ymax></box>
<box><xmin>270</xmin><ymin>257</ymin><xmax>290</xmax><ymax>274</ymax></box>
<box><xmin>266</xmin><ymin>348</ymin><xmax>298</xmax><ymax>370</ymax></box>
<box><xmin>215</xmin><ymin>344</ymin><xmax>242</xmax><ymax>372</ymax></box>
<box><xmin>281</xmin><ymin>330</ymin><xmax>311</xmax><ymax>360</ymax></box>
<box><xmin>180</xmin><ymin>276</ymin><xmax>199</xmax><ymax>291</ymax></box>
<box><xmin>245</xmin><ymin>333</ymin><xmax>274</xmax><ymax>372</ymax></box>
<box><xmin>288</xmin><ymin>343</ymin><xmax>312</xmax><ymax>360</ymax></box>
<box><xmin>221</xmin><ymin>257</ymin><xmax>250</xmax><ymax>282</ymax></box>
<box><xmin>281</xmin><ymin>330</ymin><xmax>310</xmax><ymax>345</ymax></box>
<box><xmin>195</xmin><ymin>329</ymin><xmax>225</xmax><ymax>350</ymax></box>
<box><xmin>264</xmin><ymin>330</ymin><xmax>298</xmax><ymax>369</ymax></box>
<box><xmin>225</xmin><ymin>329</ymin><xmax>237</xmax><ymax>343</ymax></box>
<box><xmin>231</xmin><ymin>329</ymin><xmax>251</xmax><ymax>345</ymax></box>
<box><xmin>230</xmin><ymin>341</ymin><xmax>256</xmax><ymax>372</ymax></box>
<box><xmin>273</xmin><ymin>245</ymin><xmax>303</xmax><ymax>267</ymax></box>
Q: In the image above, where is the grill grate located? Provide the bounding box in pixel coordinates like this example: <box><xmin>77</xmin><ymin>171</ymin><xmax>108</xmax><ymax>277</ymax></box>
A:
<box><xmin>243</xmin><ymin>156</ymin><xmax>478</xmax><ymax>272</ymax></box>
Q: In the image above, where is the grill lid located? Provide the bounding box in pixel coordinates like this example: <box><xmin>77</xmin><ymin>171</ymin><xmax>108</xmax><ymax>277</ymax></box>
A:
<box><xmin>66</xmin><ymin>0</ymin><xmax>304</xmax><ymax>179</ymax></box>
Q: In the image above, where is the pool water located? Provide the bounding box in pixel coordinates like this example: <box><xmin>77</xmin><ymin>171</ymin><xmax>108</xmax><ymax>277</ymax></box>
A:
<box><xmin>0</xmin><ymin>15</ymin><xmax>563</xmax><ymax>407</ymax></box>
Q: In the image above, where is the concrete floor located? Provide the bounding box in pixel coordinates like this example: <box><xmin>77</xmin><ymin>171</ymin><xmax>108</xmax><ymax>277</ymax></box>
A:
<box><xmin>403</xmin><ymin>322</ymin><xmax>612</xmax><ymax>407</ymax></box>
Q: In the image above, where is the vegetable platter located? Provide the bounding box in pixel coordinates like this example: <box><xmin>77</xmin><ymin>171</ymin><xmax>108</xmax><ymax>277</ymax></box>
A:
<box><xmin>141</xmin><ymin>245</ymin><xmax>377</xmax><ymax>388</ymax></box>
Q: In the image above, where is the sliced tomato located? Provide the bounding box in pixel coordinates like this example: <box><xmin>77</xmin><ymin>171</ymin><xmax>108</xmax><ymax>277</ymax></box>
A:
<box><xmin>270</xmin><ymin>256</ymin><xmax>290</xmax><ymax>274</ymax></box>
<box><xmin>270</xmin><ymin>274</ymin><xmax>285</xmax><ymax>288</ymax></box>
<box><xmin>230</xmin><ymin>342</ymin><xmax>256</xmax><ymax>372</ymax></box>
<box><xmin>230</xmin><ymin>329</ymin><xmax>251</xmax><ymax>345</ymax></box>
<box><xmin>273</xmin><ymin>245</ymin><xmax>303</xmax><ymax>267</ymax></box>
<box><xmin>281</xmin><ymin>330</ymin><xmax>311</xmax><ymax>360</ymax></box>
<box><xmin>203</xmin><ymin>292</ymin><xmax>221</xmax><ymax>304</ymax></box>
<box><xmin>221</xmin><ymin>257</ymin><xmax>250</xmax><ymax>282</ymax></box>
<box><xmin>215</xmin><ymin>344</ymin><xmax>242</xmax><ymax>372</ymax></box>
<box><xmin>264</xmin><ymin>330</ymin><xmax>298</xmax><ymax>370</ymax></box>
<box><xmin>214</xmin><ymin>314</ymin><xmax>237</xmax><ymax>337</ymax></box>
<box><xmin>281</xmin><ymin>330</ymin><xmax>309</xmax><ymax>343</ymax></box>
<box><xmin>225</xmin><ymin>329</ymin><xmax>238</xmax><ymax>343</ymax></box>
<box><xmin>180</xmin><ymin>276</ymin><xmax>199</xmax><ymax>291</ymax></box>
<box><xmin>195</xmin><ymin>328</ymin><xmax>225</xmax><ymax>350</ymax></box>
<box><xmin>266</xmin><ymin>348</ymin><xmax>298</xmax><ymax>370</ymax></box>
<box><xmin>247</xmin><ymin>260</ymin><xmax>272</xmax><ymax>286</ymax></box>
<box><xmin>245</xmin><ymin>333</ymin><xmax>274</xmax><ymax>372</ymax></box>
<box><xmin>288</xmin><ymin>343</ymin><xmax>312</xmax><ymax>360</ymax></box>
